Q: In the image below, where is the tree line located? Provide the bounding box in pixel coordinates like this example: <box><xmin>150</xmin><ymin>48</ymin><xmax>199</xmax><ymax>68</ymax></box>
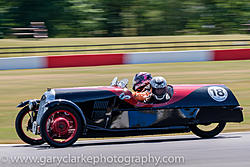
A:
<box><xmin>0</xmin><ymin>0</ymin><xmax>249</xmax><ymax>38</ymax></box>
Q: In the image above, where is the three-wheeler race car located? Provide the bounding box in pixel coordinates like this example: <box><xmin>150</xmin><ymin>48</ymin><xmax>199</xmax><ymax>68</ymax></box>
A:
<box><xmin>15</xmin><ymin>77</ymin><xmax>243</xmax><ymax>147</ymax></box>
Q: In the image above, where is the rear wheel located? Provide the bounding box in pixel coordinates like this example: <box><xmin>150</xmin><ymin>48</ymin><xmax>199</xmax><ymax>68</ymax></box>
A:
<box><xmin>15</xmin><ymin>106</ymin><xmax>44</xmax><ymax>145</ymax></box>
<box><xmin>189</xmin><ymin>122</ymin><xmax>226</xmax><ymax>138</ymax></box>
<box><xmin>40</xmin><ymin>105</ymin><xmax>82</xmax><ymax>148</ymax></box>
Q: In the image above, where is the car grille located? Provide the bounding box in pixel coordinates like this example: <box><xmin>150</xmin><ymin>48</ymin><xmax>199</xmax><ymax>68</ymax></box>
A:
<box><xmin>92</xmin><ymin>100</ymin><xmax>109</xmax><ymax>120</ymax></box>
<box><xmin>36</xmin><ymin>95</ymin><xmax>46</xmax><ymax>125</ymax></box>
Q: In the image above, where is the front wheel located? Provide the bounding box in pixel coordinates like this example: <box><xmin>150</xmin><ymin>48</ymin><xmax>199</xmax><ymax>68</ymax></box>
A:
<box><xmin>189</xmin><ymin>122</ymin><xmax>226</xmax><ymax>138</ymax></box>
<box><xmin>15</xmin><ymin>106</ymin><xmax>45</xmax><ymax>145</ymax></box>
<box><xmin>40</xmin><ymin>105</ymin><xmax>82</xmax><ymax>148</ymax></box>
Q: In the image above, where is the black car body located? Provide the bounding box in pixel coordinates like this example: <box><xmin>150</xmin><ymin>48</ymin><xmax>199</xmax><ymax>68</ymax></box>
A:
<box><xmin>15</xmin><ymin>78</ymin><xmax>243</xmax><ymax>147</ymax></box>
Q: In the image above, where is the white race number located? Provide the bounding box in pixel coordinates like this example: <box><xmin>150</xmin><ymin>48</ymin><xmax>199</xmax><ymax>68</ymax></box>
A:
<box><xmin>208</xmin><ymin>86</ymin><xmax>228</xmax><ymax>102</ymax></box>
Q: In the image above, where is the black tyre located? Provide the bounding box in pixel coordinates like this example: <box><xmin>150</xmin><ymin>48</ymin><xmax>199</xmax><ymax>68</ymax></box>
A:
<box><xmin>40</xmin><ymin>105</ymin><xmax>82</xmax><ymax>148</ymax></box>
<box><xmin>15</xmin><ymin>106</ymin><xmax>45</xmax><ymax>145</ymax></box>
<box><xmin>189</xmin><ymin>122</ymin><xmax>226</xmax><ymax>138</ymax></box>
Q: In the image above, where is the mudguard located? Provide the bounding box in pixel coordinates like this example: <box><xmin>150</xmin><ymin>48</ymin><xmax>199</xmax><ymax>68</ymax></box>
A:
<box><xmin>16</xmin><ymin>99</ymin><xmax>40</xmax><ymax>108</ymax></box>
<box><xmin>45</xmin><ymin>99</ymin><xmax>87</xmax><ymax>128</ymax></box>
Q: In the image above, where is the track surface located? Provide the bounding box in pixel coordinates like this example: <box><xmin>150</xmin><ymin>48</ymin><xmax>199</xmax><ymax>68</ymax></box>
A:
<box><xmin>0</xmin><ymin>131</ymin><xmax>250</xmax><ymax>167</ymax></box>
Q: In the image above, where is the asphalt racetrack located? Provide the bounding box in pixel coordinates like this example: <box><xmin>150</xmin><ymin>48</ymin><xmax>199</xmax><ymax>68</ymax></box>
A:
<box><xmin>0</xmin><ymin>131</ymin><xmax>250</xmax><ymax>167</ymax></box>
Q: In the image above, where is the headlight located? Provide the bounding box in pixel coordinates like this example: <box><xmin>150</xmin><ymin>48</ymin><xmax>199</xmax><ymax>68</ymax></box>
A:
<box><xmin>44</xmin><ymin>88</ymin><xmax>55</xmax><ymax>102</ymax></box>
<box><xmin>29</xmin><ymin>100</ymin><xmax>38</xmax><ymax>110</ymax></box>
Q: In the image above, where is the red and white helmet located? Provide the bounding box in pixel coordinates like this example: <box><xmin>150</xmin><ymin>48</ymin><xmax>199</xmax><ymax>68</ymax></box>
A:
<box><xmin>132</xmin><ymin>72</ymin><xmax>152</xmax><ymax>92</ymax></box>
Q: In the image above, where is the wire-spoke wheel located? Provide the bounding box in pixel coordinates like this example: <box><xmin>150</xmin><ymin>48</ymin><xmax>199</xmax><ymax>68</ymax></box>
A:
<box><xmin>40</xmin><ymin>105</ymin><xmax>82</xmax><ymax>148</ymax></box>
<box><xmin>15</xmin><ymin>106</ymin><xmax>44</xmax><ymax>145</ymax></box>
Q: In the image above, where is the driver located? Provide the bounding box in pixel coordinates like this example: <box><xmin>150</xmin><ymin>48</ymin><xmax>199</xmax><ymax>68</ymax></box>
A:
<box><xmin>145</xmin><ymin>76</ymin><xmax>171</xmax><ymax>104</ymax></box>
<box><xmin>132</xmin><ymin>72</ymin><xmax>152</xmax><ymax>102</ymax></box>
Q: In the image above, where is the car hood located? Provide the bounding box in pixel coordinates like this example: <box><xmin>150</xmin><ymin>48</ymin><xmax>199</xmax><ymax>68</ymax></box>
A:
<box><xmin>54</xmin><ymin>86</ymin><xmax>123</xmax><ymax>103</ymax></box>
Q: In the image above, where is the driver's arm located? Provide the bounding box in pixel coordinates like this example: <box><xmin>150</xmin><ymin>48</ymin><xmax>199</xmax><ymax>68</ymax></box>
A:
<box><xmin>133</xmin><ymin>91</ymin><xmax>150</xmax><ymax>102</ymax></box>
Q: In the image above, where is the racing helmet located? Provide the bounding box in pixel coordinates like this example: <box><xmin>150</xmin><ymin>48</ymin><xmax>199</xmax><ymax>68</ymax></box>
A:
<box><xmin>132</xmin><ymin>72</ymin><xmax>152</xmax><ymax>92</ymax></box>
<box><xmin>150</xmin><ymin>76</ymin><xmax>167</xmax><ymax>100</ymax></box>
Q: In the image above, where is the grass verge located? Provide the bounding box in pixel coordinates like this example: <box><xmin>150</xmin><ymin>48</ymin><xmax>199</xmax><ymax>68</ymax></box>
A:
<box><xmin>0</xmin><ymin>60</ymin><xmax>249</xmax><ymax>143</ymax></box>
<box><xmin>0</xmin><ymin>34</ymin><xmax>249</xmax><ymax>57</ymax></box>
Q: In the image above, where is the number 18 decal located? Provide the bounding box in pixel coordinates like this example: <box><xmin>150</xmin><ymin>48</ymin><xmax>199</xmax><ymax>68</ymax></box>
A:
<box><xmin>208</xmin><ymin>86</ymin><xmax>228</xmax><ymax>102</ymax></box>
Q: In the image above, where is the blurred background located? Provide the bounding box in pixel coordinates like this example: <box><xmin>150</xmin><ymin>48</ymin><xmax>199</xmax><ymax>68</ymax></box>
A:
<box><xmin>0</xmin><ymin>0</ymin><xmax>250</xmax><ymax>38</ymax></box>
<box><xmin>0</xmin><ymin>0</ymin><xmax>250</xmax><ymax>144</ymax></box>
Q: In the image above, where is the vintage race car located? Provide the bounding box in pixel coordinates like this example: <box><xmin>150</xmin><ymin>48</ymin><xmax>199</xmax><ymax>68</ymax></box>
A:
<box><xmin>15</xmin><ymin>77</ymin><xmax>243</xmax><ymax>147</ymax></box>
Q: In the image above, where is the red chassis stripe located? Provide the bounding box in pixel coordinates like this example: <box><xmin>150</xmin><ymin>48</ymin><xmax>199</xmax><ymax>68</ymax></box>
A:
<box><xmin>120</xmin><ymin>84</ymin><xmax>209</xmax><ymax>108</ymax></box>
<box><xmin>214</xmin><ymin>49</ymin><xmax>250</xmax><ymax>61</ymax></box>
<box><xmin>47</xmin><ymin>53</ymin><xmax>124</xmax><ymax>68</ymax></box>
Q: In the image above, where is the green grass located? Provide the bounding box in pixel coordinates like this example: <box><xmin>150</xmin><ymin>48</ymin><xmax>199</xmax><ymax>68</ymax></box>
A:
<box><xmin>0</xmin><ymin>34</ymin><xmax>250</xmax><ymax>57</ymax></box>
<box><xmin>0</xmin><ymin>60</ymin><xmax>250</xmax><ymax>143</ymax></box>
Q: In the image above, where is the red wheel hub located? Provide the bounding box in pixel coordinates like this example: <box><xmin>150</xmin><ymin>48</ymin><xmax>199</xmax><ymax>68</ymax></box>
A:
<box><xmin>52</xmin><ymin>117</ymin><xmax>70</xmax><ymax>136</ymax></box>
<box><xmin>46</xmin><ymin>110</ymin><xmax>78</xmax><ymax>143</ymax></box>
